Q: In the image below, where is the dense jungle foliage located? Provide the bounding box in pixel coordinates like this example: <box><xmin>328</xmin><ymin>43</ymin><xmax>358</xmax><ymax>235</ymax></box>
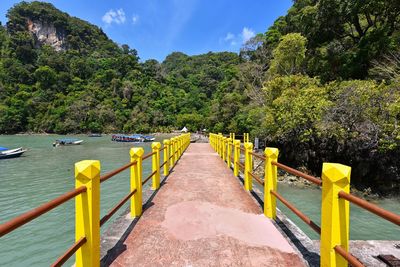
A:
<box><xmin>0</xmin><ymin>1</ymin><xmax>399</xmax><ymax>193</ymax></box>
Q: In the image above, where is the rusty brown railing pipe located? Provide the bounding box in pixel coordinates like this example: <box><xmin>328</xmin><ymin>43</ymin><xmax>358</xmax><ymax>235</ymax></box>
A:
<box><xmin>272</xmin><ymin>162</ymin><xmax>322</xmax><ymax>186</ymax></box>
<box><xmin>334</xmin><ymin>245</ymin><xmax>364</xmax><ymax>267</ymax></box>
<box><xmin>100</xmin><ymin>161</ymin><xmax>137</xmax><ymax>183</ymax></box>
<box><xmin>51</xmin><ymin>237</ymin><xmax>87</xmax><ymax>267</ymax></box>
<box><xmin>248</xmin><ymin>171</ymin><xmax>264</xmax><ymax>186</ymax></box>
<box><xmin>250</xmin><ymin>152</ymin><xmax>266</xmax><ymax>161</ymax></box>
<box><xmin>237</xmin><ymin>162</ymin><xmax>245</xmax><ymax>171</ymax></box>
<box><xmin>143</xmin><ymin>151</ymin><xmax>156</xmax><ymax>161</ymax></box>
<box><xmin>338</xmin><ymin>191</ymin><xmax>400</xmax><ymax>226</ymax></box>
<box><xmin>0</xmin><ymin>186</ymin><xmax>87</xmax><ymax>237</ymax></box>
<box><xmin>100</xmin><ymin>189</ymin><xmax>137</xmax><ymax>227</ymax></box>
<box><xmin>142</xmin><ymin>170</ymin><xmax>157</xmax><ymax>186</ymax></box>
<box><xmin>270</xmin><ymin>190</ymin><xmax>321</xmax><ymax>234</ymax></box>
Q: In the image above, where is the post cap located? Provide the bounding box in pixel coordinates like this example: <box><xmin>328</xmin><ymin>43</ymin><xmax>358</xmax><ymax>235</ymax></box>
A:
<box><xmin>151</xmin><ymin>142</ymin><xmax>161</xmax><ymax>149</ymax></box>
<box><xmin>130</xmin><ymin>147</ymin><xmax>144</xmax><ymax>157</ymax></box>
<box><xmin>75</xmin><ymin>160</ymin><xmax>100</xmax><ymax>181</ymax></box>
<box><xmin>163</xmin><ymin>139</ymin><xmax>170</xmax><ymax>145</ymax></box>
<box><xmin>322</xmin><ymin>163</ymin><xmax>351</xmax><ymax>183</ymax></box>
<box><xmin>233</xmin><ymin>140</ymin><xmax>240</xmax><ymax>145</ymax></box>
<box><xmin>244</xmin><ymin>142</ymin><xmax>253</xmax><ymax>149</ymax></box>
<box><xmin>264</xmin><ymin>147</ymin><xmax>279</xmax><ymax>158</ymax></box>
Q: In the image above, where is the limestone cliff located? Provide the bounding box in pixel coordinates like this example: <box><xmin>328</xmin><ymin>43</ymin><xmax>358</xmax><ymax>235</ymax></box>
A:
<box><xmin>27</xmin><ymin>19</ymin><xmax>66</xmax><ymax>51</ymax></box>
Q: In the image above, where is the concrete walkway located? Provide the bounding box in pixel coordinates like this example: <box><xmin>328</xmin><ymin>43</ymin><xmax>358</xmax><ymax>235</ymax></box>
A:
<box><xmin>110</xmin><ymin>143</ymin><xmax>305</xmax><ymax>267</ymax></box>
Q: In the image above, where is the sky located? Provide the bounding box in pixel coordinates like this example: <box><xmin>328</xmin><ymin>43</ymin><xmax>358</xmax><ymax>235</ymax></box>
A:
<box><xmin>0</xmin><ymin>0</ymin><xmax>293</xmax><ymax>62</ymax></box>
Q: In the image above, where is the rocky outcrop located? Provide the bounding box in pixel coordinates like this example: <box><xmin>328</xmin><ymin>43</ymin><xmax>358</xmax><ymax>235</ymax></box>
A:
<box><xmin>27</xmin><ymin>19</ymin><xmax>66</xmax><ymax>51</ymax></box>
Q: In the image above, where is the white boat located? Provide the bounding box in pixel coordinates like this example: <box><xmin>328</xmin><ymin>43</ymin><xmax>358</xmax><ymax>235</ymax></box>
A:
<box><xmin>1</xmin><ymin>147</ymin><xmax>24</xmax><ymax>154</ymax></box>
<box><xmin>53</xmin><ymin>139</ymin><xmax>84</xmax><ymax>147</ymax></box>
<box><xmin>0</xmin><ymin>147</ymin><xmax>27</xmax><ymax>159</ymax></box>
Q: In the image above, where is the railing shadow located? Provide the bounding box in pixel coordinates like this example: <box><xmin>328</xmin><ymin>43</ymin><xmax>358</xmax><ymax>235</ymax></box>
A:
<box><xmin>235</xmin><ymin>173</ymin><xmax>320</xmax><ymax>267</ymax></box>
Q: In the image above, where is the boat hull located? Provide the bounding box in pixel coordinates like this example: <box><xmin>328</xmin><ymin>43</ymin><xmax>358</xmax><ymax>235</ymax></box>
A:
<box><xmin>0</xmin><ymin>150</ymin><xmax>26</xmax><ymax>159</ymax></box>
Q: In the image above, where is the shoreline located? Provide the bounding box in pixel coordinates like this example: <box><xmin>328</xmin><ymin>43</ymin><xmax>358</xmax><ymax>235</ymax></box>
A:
<box><xmin>1</xmin><ymin>132</ymin><xmax>180</xmax><ymax>136</ymax></box>
<box><xmin>252</xmin><ymin>158</ymin><xmax>400</xmax><ymax>199</ymax></box>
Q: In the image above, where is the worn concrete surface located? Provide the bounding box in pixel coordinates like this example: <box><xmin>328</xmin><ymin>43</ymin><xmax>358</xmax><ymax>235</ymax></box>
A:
<box><xmin>107</xmin><ymin>143</ymin><xmax>305</xmax><ymax>267</ymax></box>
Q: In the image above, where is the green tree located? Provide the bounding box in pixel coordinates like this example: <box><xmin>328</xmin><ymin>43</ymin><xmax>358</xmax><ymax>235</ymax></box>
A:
<box><xmin>268</xmin><ymin>33</ymin><xmax>307</xmax><ymax>77</ymax></box>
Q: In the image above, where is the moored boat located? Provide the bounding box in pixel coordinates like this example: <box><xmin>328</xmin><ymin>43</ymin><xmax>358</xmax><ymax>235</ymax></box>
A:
<box><xmin>111</xmin><ymin>134</ymin><xmax>155</xmax><ymax>142</ymax></box>
<box><xmin>53</xmin><ymin>138</ymin><xmax>83</xmax><ymax>147</ymax></box>
<box><xmin>0</xmin><ymin>147</ymin><xmax>27</xmax><ymax>159</ymax></box>
<box><xmin>88</xmin><ymin>133</ymin><xmax>102</xmax><ymax>137</ymax></box>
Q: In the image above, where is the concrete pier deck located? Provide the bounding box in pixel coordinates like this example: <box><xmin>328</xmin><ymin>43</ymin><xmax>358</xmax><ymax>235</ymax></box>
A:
<box><xmin>109</xmin><ymin>143</ymin><xmax>305</xmax><ymax>267</ymax></box>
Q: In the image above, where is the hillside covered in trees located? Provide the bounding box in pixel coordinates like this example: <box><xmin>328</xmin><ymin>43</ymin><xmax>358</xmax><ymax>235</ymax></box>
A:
<box><xmin>0</xmin><ymin>1</ymin><xmax>399</xmax><ymax>193</ymax></box>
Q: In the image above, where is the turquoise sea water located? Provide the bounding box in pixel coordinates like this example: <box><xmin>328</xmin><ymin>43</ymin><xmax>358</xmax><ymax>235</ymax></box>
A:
<box><xmin>0</xmin><ymin>135</ymin><xmax>399</xmax><ymax>266</ymax></box>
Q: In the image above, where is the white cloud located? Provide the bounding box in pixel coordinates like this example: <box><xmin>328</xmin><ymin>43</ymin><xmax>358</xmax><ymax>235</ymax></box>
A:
<box><xmin>102</xmin><ymin>9</ymin><xmax>126</xmax><ymax>25</ymax></box>
<box><xmin>132</xmin><ymin>14</ymin><xmax>139</xmax><ymax>25</ymax></box>
<box><xmin>221</xmin><ymin>27</ymin><xmax>256</xmax><ymax>46</ymax></box>
<box><xmin>241</xmin><ymin>27</ymin><xmax>255</xmax><ymax>43</ymax></box>
<box><xmin>224</xmin><ymin>33</ymin><xmax>235</xmax><ymax>41</ymax></box>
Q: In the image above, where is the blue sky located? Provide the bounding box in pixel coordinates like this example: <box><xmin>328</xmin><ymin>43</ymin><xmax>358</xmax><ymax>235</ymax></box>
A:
<box><xmin>0</xmin><ymin>0</ymin><xmax>293</xmax><ymax>61</ymax></box>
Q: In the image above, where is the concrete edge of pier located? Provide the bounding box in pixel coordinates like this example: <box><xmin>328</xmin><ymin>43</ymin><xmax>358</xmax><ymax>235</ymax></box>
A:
<box><xmin>99</xmin><ymin>147</ymin><xmax>399</xmax><ymax>267</ymax></box>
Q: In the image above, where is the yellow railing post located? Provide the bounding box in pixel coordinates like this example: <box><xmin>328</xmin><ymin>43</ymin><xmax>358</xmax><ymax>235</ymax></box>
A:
<box><xmin>320</xmin><ymin>163</ymin><xmax>351</xmax><ymax>267</ymax></box>
<box><xmin>233</xmin><ymin>140</ymin><xmax>240</xmax><ymax>176</ymax></box>
<box><xmin>227</xmin><ymin>138</ymin><xmax>232</xmax><ymax>167</ymax></box>
<box><xmin>264</xmin><ymin>148</ymin><xmax>279</xmax><ymax>219</ymax></box>
<box><xmin>177</xmin><ymin>136</ymin><xmax>181</xmax><ymax>158</ymax></box>
<box><xmin>180</xmin><ymin>136</ymin><xmax>183</xmax><ymax>156</ymax></box>
<box><xmin>232</xmin><ymin>133</ymin><xmax>235</xmax><ymax>141</ymax></box>
<box><xmin>169</xmin><ymin>137</ymin><xmax>175</xmax><ymax>167</ymax></box>
<box><xmin>151</xmin><ymin>142</ymin><xmax>161</xmax><ymax>190</ymax></box>
<box><xmin>244</xmin><ymin>142</ymin><xmax>253</xmax><ymax>191</ymax></box>
<box><xmin>75</xmin><ymin>160</ymin><xmax>100</xmax><ymax>267</ymax></box>
<box><xmin>218</xmin><ymin>133</ymin><xmax>223</xmax><ymax>157</ymax></box>
<box><xmin>130</xmin><ymin>147</ymin><xmax>144</xmax><ymax>217</ymax></box>
<box><xmin>222</xmin><ymin>137</ymin><xmax>227</xmax><ymax>162</ymax></box>
<box><xmin>174</xmin><ymin>137</ymin><xmax>178</xmax><ymax>163</ymax></box>
<box><xmin>163</xmin><ymin>139</ymin><xmax>170</xmax><ymax>176</ymax></box>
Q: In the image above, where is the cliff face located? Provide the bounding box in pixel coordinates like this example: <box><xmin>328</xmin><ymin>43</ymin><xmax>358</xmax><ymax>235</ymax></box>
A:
<box><xmin>27</xmin><ymin>19</ymin><xmax>66</xmax><ymax>51</ymax></box>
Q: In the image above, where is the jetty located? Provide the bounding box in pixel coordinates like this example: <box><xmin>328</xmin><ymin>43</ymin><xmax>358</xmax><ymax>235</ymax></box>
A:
<box><xmin>0</xmin><ymin>133</ymin><xmax>399</xmax><ymax>267</ymax></box>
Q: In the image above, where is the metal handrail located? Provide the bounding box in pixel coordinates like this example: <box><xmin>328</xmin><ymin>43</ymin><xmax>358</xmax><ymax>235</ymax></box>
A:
<box><xmin>143</xmin><ymin>151</ymin><xmax>156</xmax><ymax>160</ymax></box>
<box><xmin>160</xmin><ymin>161</ymin><xmax>167</xmax><ymax>168</ymax></box>
<box><xmin>100</xmin><ymin>161</ymin><xmax>137</xmax><ymax>183</ymax></box>
<box><xmin>338</xmin><ymin>191</ymin><xmax>400</xmax><ymax>226</ymax></box>
<box><xmin>334</xmin><ymin>245</ymin><xmax>364</xmax><ymax>267</ymax></box>
<box><xmin>100</xmin><ymin>189</ymin><xmax>137</xmax><ymax>227</ymax></box>
<box><xmin>237</xmin><ymin>162</ymin><xmax>245</xmax><ymax>170</ymax></box>
<box><xmin>272</xmin><ymin>162</ymin><xmax>322</xmax><ymax>186</ymax></box>
<box><xmin>270</xmin><ymin>190</ymin><xmax>321</xmax><ymax>234</ymax></box>
<box><xmin>248</xmin><ymin>171</ymin><xmax>264</xmax><ymax>186</ymax></box>
<box><xmin>142</xmin><ymin>170</ymin><xmax>157</xmax><ymax>185</ymax></box>
<box><xmin>250</xmin><ymin>151</ymin><xmax>266</xmax><ymax>161</ymax></box>
<box><xmin>0</xmin><ymin>186</ymin><xmax>87</xmax><ymax>237</ymax></box>
<box><xmin>51</xmin><ymin>237</ymin><xmax>87</xmax><ymax>267</ymax></box>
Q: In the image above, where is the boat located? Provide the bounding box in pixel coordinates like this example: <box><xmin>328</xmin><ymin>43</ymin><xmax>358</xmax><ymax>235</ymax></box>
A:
<box><xmin>53</xmin><ymin>138</ymin><xmax>83</xmax><ymax>147</ymax></box>
<box><xmin>142</xmin><ymin>135</ymin><xmax>155</xmax><ymax>142</ymax></box>
<box><xmin>111</xmin><ymin>134</ymin><xmax>155</xmax><ymax>143</ymax></box>
<box><xmin>88</xmin><ymin>133</ymin><xmax>102</xmax><ymax>137</ymax></box>
<box><xmin>0</xmin><ymin>147</ymin><xmax>27</xmax><ymax>159</ymax></box>
<box><xmin>1</xmin><ymin>147</ymin><xmax>24</xmax><ymax>154</ymax></box>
